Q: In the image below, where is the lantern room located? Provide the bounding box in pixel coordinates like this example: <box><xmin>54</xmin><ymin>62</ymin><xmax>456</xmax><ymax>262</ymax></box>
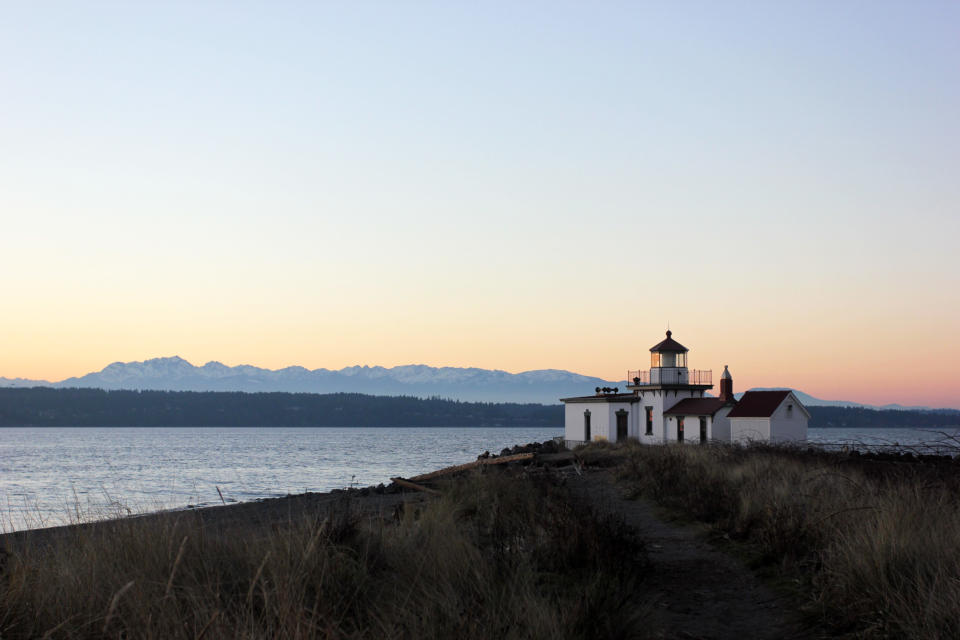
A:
<box><xmin>650</xmin><ymin>330</ymin><xmax>688</xmax><ymax>368</ymax></box>
<box><xmin>627</xmin><ymin>330</ymin><xmax>711</xmax><ymax>387</ymax></box>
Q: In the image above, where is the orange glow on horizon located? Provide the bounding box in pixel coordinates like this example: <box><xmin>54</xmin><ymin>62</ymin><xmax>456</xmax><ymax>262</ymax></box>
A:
<box><xmin>3</xmin><ymin>317</ymin><xmax>958</xmax><ymax>409</ymax></box>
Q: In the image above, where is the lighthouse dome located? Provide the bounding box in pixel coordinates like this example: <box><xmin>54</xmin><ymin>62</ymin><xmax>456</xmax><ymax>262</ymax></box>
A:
<box><xmin>649</xmin><ymin>330</ymin><xmax>689</xmax><ymax>353</ymax></box>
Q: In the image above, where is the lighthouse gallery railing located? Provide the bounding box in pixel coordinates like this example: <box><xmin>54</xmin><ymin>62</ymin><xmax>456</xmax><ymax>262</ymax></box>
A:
<box><xmin>627</xmin><ymin>369</ymin><xmax>712</xmax><ymax>386</ymax></box>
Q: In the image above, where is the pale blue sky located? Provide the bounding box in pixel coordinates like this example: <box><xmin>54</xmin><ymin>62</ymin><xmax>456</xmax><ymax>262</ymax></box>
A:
<box><xmin>1</xmin><ymin>1</ymin><xmax>959</xmax><ymax>406</ymax></box>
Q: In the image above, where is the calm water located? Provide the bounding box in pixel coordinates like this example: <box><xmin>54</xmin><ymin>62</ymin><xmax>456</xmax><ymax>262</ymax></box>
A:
<box><xmin>0</xmin><ymin>427</ymin><xmax>561</xmax><ymax>532</ymax></box>
<box><xmin>2</xmin><ymin>426</ymin><xmax>956</xmax><ymax>533</ymax></box>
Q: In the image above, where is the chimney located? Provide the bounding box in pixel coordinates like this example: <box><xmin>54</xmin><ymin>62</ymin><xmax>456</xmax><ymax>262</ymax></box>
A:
<box><xmin>718</xmin><ymin>365</ymin><xmax>735</xmax><ymax>403</ymax></box>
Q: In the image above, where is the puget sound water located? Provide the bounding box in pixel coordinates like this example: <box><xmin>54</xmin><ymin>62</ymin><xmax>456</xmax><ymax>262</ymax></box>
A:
<box><xmin>1</xmin><ymin>426</ymin><xmax>956</xmax><ymax>533</ymax></box>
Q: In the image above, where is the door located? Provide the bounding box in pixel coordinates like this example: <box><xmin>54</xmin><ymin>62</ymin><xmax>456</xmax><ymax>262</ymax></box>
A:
<box><xmin>700</xmin><ymin>417</ymin><xmax>707</xmax><ymax>443</ymax></box>
<box><xmin>677</xmin><ymin>416</ymin><xmax>684</xmax><ymax>442</ymax></box>
<box><xmin>616</xmin><ymin>410</ymin><xmax>628</xmax><ymax>442</ymax></box>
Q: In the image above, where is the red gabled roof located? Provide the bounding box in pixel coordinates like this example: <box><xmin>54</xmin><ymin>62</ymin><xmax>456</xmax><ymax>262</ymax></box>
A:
<box><xmin>726</xmin><ymin>390</ymin><xmax>791</xmax><ymax>418</ymax></box>
<box><xmin>663</xmin><ymin>397</ymin><xmax>729</xmax><ymax>416</ymax></box>
<box><xmin>649</xmin><ymin>330</ymin><xmax>688</xmax><ymax>353</ymax></box>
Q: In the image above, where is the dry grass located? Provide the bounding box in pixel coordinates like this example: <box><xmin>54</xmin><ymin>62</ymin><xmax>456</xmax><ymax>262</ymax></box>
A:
<box><xmin>0</xmin><ymin>470</ymin><xmax>650</xmax><ymax>640</ymax></box>
<box><xmin>599</xmin><ymin>440</ymin><xmax>960</xmax><ymax>639</ymax></box>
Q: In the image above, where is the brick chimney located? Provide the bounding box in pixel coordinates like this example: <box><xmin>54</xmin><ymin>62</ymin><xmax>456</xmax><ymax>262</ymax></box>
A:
<box><xmin>718</xmin><ymin>365</ymin><xmax>735</xmax><ymax>404</ymax></box>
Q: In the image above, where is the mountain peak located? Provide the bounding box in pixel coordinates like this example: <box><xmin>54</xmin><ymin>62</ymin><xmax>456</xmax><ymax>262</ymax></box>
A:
<box><xmin>145</xmin><ymin>355</ymin><xmax>191</xmax><ymax>364</ymax></box>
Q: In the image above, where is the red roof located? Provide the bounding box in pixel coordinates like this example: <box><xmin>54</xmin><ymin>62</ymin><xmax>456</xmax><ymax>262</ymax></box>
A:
<box><xmin>649</xmin><ymin>330</ymin><xmax>688</xmax><ymax>353</ymax></box>
<box><xmin>726</xmin><ymin>390</ymin><xmax>792</xmax><ymax>418</ymax></box>
<box><xmin>663</xmin><ymin>398</ymin><xmax>729</xmax><ymax>416</ymax></box>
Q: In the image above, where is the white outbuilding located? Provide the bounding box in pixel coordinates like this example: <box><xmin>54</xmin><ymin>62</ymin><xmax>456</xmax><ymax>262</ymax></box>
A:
<box><xmin>561</xmin><ymin>331</ymin><xmax>808</xmax><ymax>445</ymax></box>
<box><xmin>726</xmin><ymin>389</ymin><xmax>810</xmax><ymax>443</ymax></box>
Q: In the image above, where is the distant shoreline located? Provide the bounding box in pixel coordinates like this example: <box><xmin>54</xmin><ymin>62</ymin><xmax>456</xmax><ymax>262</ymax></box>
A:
<box><xmin>0</xmin><ymin>424</ymin><xmax>564</xmax><ymax>429</ymax></box>
<box><xmin>1</xmin><ymin>387</ymin><xmax>958</xmax><ymax>429</ymax></box>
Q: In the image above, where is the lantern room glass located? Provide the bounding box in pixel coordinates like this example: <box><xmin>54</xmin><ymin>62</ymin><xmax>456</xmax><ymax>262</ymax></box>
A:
<box><xmin>651</xmin><ymin>352</ymin><xmax>687</xmax><ymax>368</ymax></box>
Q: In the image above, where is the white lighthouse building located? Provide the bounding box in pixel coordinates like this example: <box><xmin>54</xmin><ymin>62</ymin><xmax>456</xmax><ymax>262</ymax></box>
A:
<box><xmin>561</xmin><ymin>330</ymin><xmax>808</xmax><ymax>445</ymax></box>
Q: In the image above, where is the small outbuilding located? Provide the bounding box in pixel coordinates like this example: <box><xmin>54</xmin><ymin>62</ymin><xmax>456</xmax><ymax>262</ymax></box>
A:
<box><xmin>726</xmin><ymin>390</ymin><xmax>810</xmax><ymax>443</ymax></box>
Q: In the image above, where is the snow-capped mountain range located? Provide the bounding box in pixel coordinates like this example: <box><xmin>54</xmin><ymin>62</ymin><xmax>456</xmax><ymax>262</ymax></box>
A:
<box><xmin>0</xmin><ymin>357</ymin><xmax>619</xmax><ymax>404</ymax></box>
<box><xmin>0</xmin><ymin>356</ymin><xmax>949</xmax><ymax>410</ymax></box>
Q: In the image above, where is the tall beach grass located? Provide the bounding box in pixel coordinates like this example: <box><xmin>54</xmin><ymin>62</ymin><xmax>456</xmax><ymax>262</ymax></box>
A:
<box><xmin>0</xmin><ymin>470</ymin><xmax>649</xmax><ymax>639</ymax></box>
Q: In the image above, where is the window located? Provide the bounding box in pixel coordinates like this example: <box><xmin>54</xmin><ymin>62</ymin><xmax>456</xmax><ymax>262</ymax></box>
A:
<box><xmin>699</xmin><ymin>416</ymin><xmax>707</xmax><ymax>443</ymax></box>
<box><xmin>677</xmin><ymin>416</ymin><xmax>685</xmax><ymax>442</ymax></box>
<box><xmin>651</xmin><ymin>353</ymin><xmax>661</xmax><ymax>368</ymax></box>
<box><xmin>677</xmin><ymin>353</ymin><xmax>687</xmax><ymax>368</ymax></box>
<box><xmin>787</xmin><ymin>404</ymin><xmax>793</xmax><ymax>418</ymax></box>
<box><xmin>645</xmin><ymin>406</ymin><xmax>653</xmax><ymax>435</ymax></box>
<box><xmin>584</xmin><ymin>410</ymin><xmax>591</xmax><ymax>442</ymax></box>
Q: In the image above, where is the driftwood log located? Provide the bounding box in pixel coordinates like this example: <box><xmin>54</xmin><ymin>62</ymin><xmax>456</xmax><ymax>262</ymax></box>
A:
<box><xmin>389</xmin><ymin>477</ymin><xmax>442</xmax><ymax>495</ymax></box>
<box><xmin>408</xmin><ymin>453</ymin><xmax>535</xmax><ymax>483</ymax></box>
<box><xmin>389</xmin><ymin>453</ymin><xmax>537</xmax><ymax>494</ymax></box>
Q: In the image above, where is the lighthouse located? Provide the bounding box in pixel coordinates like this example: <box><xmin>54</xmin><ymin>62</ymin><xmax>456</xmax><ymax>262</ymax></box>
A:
<box><xmin>562</xmin><ymin>330</ymin><xmax>715</xmax><ymax>444</ymax></box>
<box><xmin>560</xmin><ymin>330</ymin><xmax>808</xmax><ymax>445</ymax></box>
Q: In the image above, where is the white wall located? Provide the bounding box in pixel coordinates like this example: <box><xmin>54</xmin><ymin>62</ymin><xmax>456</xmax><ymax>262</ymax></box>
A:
<box><xmin>636</xmin><ymin>388</ymin><xmax>708</xmax><ymax>444</ymax></box>
<box><xmin>635</xmin><ymin>389</ymin><xmax>665</xmax><ymax>444</ymax></box>
<box><xmin>769</xmin><ymin>394</ymin><xmax>808</xmax><ymax>442</ymax></box>
<box><xmin>711</xmin><ymin>405</ymin><xmax>733</xmax><ymax>441</ymax></box>
<box><xmin>564</xmin><ymin>402</ymin><xmax>586</xmax><ymax>442</ymax></box>
<box><xmin>663</xmin><ymin>413</ymin><xmax>713</xmax><ymax>444</ymax></box>
<box><xmin>564</xmin><ymin>401</ymin><xmax>636</xmax><ymax>442</ymax></box>
<box><xmin>730</xmin><ymin>418</ymin><xmax>770</xmax><ymax>443</ymax></box>
<box><xmin>650</xmin><ymin>367</ymin><xmax>689</xmax><ymax>384</ymax></box>
<box><xmin>564</xmin><ymin>386</ymin><xmax>716</xmax><ymax>445</ymax></box>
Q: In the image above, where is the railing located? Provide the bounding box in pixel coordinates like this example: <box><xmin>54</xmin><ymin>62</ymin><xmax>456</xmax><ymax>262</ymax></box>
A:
<box><xmin>627</xmin><ymin>369</ymin><xmax>712</xmax><ymax>386</ymax></box>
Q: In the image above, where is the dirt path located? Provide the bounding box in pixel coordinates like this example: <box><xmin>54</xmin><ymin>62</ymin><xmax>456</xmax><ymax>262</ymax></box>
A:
<box><xmin>566</xmin><ymin>469</ymin><xmax>812</xmax><ymax>640</ymax></box>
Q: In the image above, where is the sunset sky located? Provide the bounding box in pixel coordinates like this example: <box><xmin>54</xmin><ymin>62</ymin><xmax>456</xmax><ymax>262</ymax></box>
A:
<box><xmin>1</xmin><ymin>2</ymin><xmax>958</xmax><ymax>408</ymax></box>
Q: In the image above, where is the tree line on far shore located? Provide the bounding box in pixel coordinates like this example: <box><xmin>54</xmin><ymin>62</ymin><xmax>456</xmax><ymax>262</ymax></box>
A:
<box><xmin>0</xmin><ymin>387</ymin><xmax>956</xmax><ymax>428</ymax></box>
<box><xmin>0</xmin><ymin>388</ymin><xmax>559</xmax><ymax>427</ymax></box>
<box><xmin>807</xmin><ymin>405</ymin><xmax>959</xmax><ymax>430</ymax></box>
